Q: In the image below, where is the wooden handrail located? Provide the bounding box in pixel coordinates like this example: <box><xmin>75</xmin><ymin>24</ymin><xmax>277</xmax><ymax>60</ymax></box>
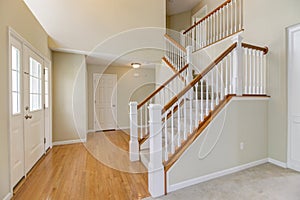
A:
<box><xmin>242</xmin><ymin>43</ymin><xmax>269</xmax><ymax>55</ymax></box>
<box><xmin>137</xmin><ymin>63</ymin><xmax>189</xmax><ymax>110</ymax></box>
<box><xmin>162</xmin><ymin>43</ymin><xmax>237</xmax><ymax>114</ymax></box>
<box><xmin>165</xmin><ymin>34</ymin><xmax>187</xmax><ymax>53</ymax></box>
<box><xmin>184</xmin><ymin>0</ymin><xmax>232</xmax><ymax>34</ymax></box>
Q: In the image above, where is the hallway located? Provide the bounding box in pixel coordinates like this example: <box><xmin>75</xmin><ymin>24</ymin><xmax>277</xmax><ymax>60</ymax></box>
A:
<box><xmin>12</xmin><ymin>131</ymin><xmax>149</xmax><ymax>200</ymax></box>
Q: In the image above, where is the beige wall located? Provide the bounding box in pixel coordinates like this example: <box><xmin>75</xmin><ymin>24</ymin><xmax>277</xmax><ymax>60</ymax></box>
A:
<box><xmin>167</xmin><ymin>11</ymin><xmax>192</xmax><ymax>32</ymax></box>
<box><xmin>0</xmin><ymin>0</ymin><xmax>50</xmax><ymax>198</ymax></box>
<box><xmin>168</xmin><ymin>99</ymin><xmax>268</xmax><ymax>187</ymax></box>
<box><xmin>194</xmin><ymin>0</ymin><xmax>300</xmax><ymax>163</ymax></box>
<box><xmin>52</xmin><ymin>52</ymin><xmax>87</xmax><ymax>142</ymax></box>
<box><xmin>87</xmin><ymin>65</ymin><xmax>155</xmax><ymax>130</ymax></box>
<box><xmin>167</xmin><ymin>11</ymin><xmax>192</xmax><ymax>43</ymax></box>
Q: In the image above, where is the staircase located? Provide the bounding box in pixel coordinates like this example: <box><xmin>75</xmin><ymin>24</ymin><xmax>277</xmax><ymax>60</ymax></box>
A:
<box><xmin>129</xmin><ymin>0</ymin><xmax>269</xmax><ymax>197</ymax></box>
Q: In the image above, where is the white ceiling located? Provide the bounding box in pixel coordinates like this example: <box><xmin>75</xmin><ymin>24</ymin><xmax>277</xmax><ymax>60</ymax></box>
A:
<box><xmin>23</xmin><ymin>0</ymin><xmax>199</xmax><ymax>65</ymax></box>
<box><xmin>167</xmin><ymin>0</ymin><xmax>202</xmax><ymax>16</ymax></box>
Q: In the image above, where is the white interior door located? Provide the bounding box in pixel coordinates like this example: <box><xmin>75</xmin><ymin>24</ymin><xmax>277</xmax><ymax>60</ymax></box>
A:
<box><xmin>94</xmin><ymin>74</ymin><xmax>117</xmax><ymax>131</ymax></box>
<box><xmin>23</xmin><ymin>46</ymin><xmax>45</xmax><ymax>173</ymax></box>
<box><xmin>10</xmin><ymin>36</ymin><xmax>25</xmax><ymax>187</ymax></box>
<box><xmin>288</xmin><ymin>24</ymin><xmax>300</xmax><ymax>172</ymax></box>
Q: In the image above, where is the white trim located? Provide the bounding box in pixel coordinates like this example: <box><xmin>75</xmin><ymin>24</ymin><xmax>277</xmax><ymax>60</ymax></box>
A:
<box><xmin>8</xmin><ymin>27</ymin><xmax>48</xmax><ymax>60</ymax></box>
<box><xmin>118</xmin><ymin>126</ymin><xmax>130</xmax><ymax>130</ymax></box>
<box><xmin>268</xmin><ymin>158</ymin><xmax>287</xmax><ymax>168</ymax></box>
<box><xmin>287</xmin><ymin>23</ymin><xmax>300</xmax><ymax>171</ymax></box>
<box><xmin>167</xmin><ymin>159</ymin><xmax>268</xmax><ymax>193</ymax></box>
<box><xmin>52</xmin><ymin>139</ymin><xmax>86</xmax><ymax>146</ymax></box>
<box><xmin>87</xmin><ymin>129</ymin><xmax>95</xmax><ymax>133</ymax></box>
<box><xmin>232</xmin><ymin>96</ymin><xmax>270</xmax><ymax>101</ymax></box>
<box><xmin>2</xmin><ymin>193</ymin><xmax>13</xmax><ymax>200</ymax></box>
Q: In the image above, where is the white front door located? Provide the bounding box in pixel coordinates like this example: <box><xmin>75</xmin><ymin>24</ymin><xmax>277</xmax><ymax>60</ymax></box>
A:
<box><xmin>23</xmin><ymin>46</ymin><xmax>45</xmax><ymax>173</ymax></box>
<box><xmin>10</xmin><ymin>36</ymin><xmax>25</xmax><ymax>187</ymax></box>
<box><xmin>288</xmin><ymin>23</ymin><xmax>300</xmax><ymax>172</ymax></box>
<box><xmin>94</xmin><ymin>74</ymin><xmax>117</xmax><ymax>131</ymax></box>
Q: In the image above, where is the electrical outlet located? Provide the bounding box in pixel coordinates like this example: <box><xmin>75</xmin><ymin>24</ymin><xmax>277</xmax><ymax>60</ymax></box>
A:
<box><xmin>240</xmin><ymin>142</ymin><xmax>244</xmax><ymax>150</ymax></box>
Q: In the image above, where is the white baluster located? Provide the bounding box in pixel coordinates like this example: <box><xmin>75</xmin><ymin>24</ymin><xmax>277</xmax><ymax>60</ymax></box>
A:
<box><xmin>200</xmin><ymin>79</ymin><xmax>204</xmax><ymax>121</ymax></box>
<box><xmin>207</xmin><ymin>17</ymin><xmax>210</xmax><ymax>44</ymax></box>
<box><xmin>229</xmin><ymin>53</ymin><xmax>233</xmax><ymax>94</ymax></box>
<box><xmin>177</xmin><ymin>100</ymin><xmax>181</xmax><ymax>147</ymax></box>
<box><xmin>234</xmin><ymin>0</ymin><xmax>237</xmax><ymax>33</ymax></box>
<box><xmin>189</xmin><ymin>88</ymin><xmax>193</xmax><ymax>134</ymax></box>
<box><xmin>206</xmin><ymin>77</ymin><xmax>209</xmax><ymax>115</ymax></box>
<box><xmin>263</xmin><ymin>53</ymin><xmax>267</xmax><ymax>94</ymax></box>
<box><xmin>226</xmin><ymin>3</ymin><xmax>229</xmax><ymax>36</ymax></box>
<box><xmin>144</xmin><ymin>103</ymin><xmax>148</xmax><ymax>135</ymax></box>
<box><xmin>220</xmin><ymin>60</ymin><xmax>224</xmax><ymax>100</ymax></box>
<box><xmin>140</xmin><ymin>106</ymin><xmax>143</xmax><ymax>138</ymax></box>
<box><xmin>244</xmin><ymin>48</ymin><xmax>248</xmax><ymax>94</ymax></box>
<box><xmin>230</xmin><ymin>2</ymin><xmax>233</xmax><ymax>34</ymax></box>
<box><xmin>219</xmin><ymin>8</ymin><xmax>223</xmax><ymax>39</ymax></box>
<box><xmin>171</xmin><ymin>107</ymin><xmax>175</xmax><ymax>154</ymax></box>
<box><xmin>216</xmin><ymin>65</ymin><xmax>219</xmax><ymax>105</ymax></box>
<box><xmin>211</xmin><ymin>71</ymin><xmax>214</xmax><ymax>110</ymax></box>
<box><xmin>249</xmin><ymin>49</ymin><xmax>252</xmax><ymax>94</ymax></box>
<box><xmin>253</xmin><ymin>50</ymin><xmax>256</xmax><ymax>94</ymax></box>
<box><xmin>223</xmin><ymin>5</ymin><xmax>226</xmax><ymax>32</ymax></box>
<box><xmin>260</xmin><ymin>51</ymin><xmax>263</xmax><ymax>94</ymax></box>
<box><xmin>183</xmin><ymin>95</ymin><xmax>187</xmax><ymax>140</ymax></box>
<box><xmin>195</xmin><ymin>83</ymin><xmax>199</xmax><ymax>127</ymax></box>
<box><xmin>204</xmin><ymin>20</ymin><xmax>208</xmax><ymax>46</ymax></box>
<box><xmin>199</xmin><ymin>23</ymin><xmax>202</xmax><ymax>48</ymax></box>
<box><xmin>164</xmin><ymin>115</ymin><xmax>168</xmax><ymax>161</ymax></box>
<box><xmin>239</xmin><ymin>0</ymin><xmax>243</xmax><ymax>30</ymax></box>
<box><xmin>216</xmin><ymin>11</ymin><xmax>219</xmax><ymax>41</ymax></box>
<box><xmin>256</xmin><ymin>50</ymin><xmax>260</xmax><ymax>93</ymax></box>
<box><xmin>225</xmin><ymin>57</ymin><xmax>228</xmax><ymax>95</ymax></box>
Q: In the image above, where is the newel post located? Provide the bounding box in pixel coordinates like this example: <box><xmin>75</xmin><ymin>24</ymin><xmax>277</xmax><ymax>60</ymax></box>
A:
<box><xmin>129</xmin><ymin>102</ymin><xmax>139</xmax><ymax>161</ymax></box>
<box><xmin>232</xmin><ymin>34</ymin><xmax>243</xmax><ymax>96</ymax></box>
<box><xmin>148</xmin><ymin>104</ymin><xmax>164</xmax><ymax>197</ymax></box>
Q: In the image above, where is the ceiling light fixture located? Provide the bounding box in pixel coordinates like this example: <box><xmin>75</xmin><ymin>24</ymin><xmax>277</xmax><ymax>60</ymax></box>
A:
<box><xmin>131</xmin><ymin>63</ymin><xmax>141</xmax><ymax>69</ymax></box>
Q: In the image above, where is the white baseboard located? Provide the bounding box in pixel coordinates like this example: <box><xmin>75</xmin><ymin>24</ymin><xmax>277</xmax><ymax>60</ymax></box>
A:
<box><xmin>3</xmin><ymin>192</ymin><xmax>12</xmax><ymax>200</ymax></box>
<box><xmin>168</xmin><ymin>158</ymin><xmax>268</xmax><ymax>193</ymax></box>
<box><xmin>118</xmin><ymin>126</ymin><xmax>130</xmax><ymax>130</ymax></box>
<box><xmin>268</xmin><ymin>158</ymin><xmax>287</xmax><ymax>168</ymax></box>
<box><xmin>87</xmin><ymin>129</ymin><xmax>95</xmax><ymax>133</ymax></box>
<box><xmin>52</xmin><ymin>139</ymin><xmax>86</xmax><ymax>146</ymax></box>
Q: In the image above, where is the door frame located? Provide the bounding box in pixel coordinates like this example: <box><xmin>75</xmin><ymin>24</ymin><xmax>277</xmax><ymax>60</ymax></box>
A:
<box><xmin>287</xmin><ymin>23</ymin><xmax>300</xmax><ymax>171</ymax></box>
<box><xmin>93</xmin><ymin>73</ymin><xmax>118</xmax><ymax>131</ymax></box>
<box><xmin>8</xmin><ymin>27</ymin><xmax>52</xmax><ymax>191</ymax></box>
<box><xmin>44</xmin><ymin>59</ymin><xmax>52</xmax><ymax>151</ymax></box>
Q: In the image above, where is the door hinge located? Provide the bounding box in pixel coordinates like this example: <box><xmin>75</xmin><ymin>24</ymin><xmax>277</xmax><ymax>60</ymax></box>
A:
<box><xmin>43</xmin><ymin>68</ymin><xmax>46</xmax><ymax>75</ymax></box>
<box><xmin>44</xmin><ymin>138</ymin><xmax>46</xmax><ymax>144</ymax></box>
<box><xmin>44</xmin><ymin>104</ymin><xmax>46</xmax><ymax>109</ymax></box>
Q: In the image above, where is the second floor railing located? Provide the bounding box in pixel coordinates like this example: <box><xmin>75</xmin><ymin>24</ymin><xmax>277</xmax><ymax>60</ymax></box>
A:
<box><xmin>183</xmin><ymin>0</ymin><xmax>244</xmax><ymax>52</ymax></box>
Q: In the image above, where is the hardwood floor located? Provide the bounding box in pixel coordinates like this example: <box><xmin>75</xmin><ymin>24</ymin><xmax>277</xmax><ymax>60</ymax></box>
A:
<box><xmin>13</xmin><ymin>131</ymin><xmax>150</xmax><ymax>200</ymax></box>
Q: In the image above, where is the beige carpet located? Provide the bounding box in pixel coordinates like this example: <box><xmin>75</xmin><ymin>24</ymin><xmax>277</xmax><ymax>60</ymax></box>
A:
<box><xmin>144</xmin><ymin>164</ymin><xmax>300</xmax><ymax>200</ymax></box>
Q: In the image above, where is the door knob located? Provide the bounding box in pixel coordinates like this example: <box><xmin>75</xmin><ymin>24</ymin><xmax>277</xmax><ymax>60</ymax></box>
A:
<box><xmin>25</xmin><ymin>114</ymin><xmax>32</xmax><ymax>120</ymax></box>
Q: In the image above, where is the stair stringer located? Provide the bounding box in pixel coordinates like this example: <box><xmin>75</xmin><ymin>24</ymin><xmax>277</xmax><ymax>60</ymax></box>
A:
<box><xmin>165</xmin><ymin>96</ymin><xmax>269</xmax><ymax>193</ymax></box>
